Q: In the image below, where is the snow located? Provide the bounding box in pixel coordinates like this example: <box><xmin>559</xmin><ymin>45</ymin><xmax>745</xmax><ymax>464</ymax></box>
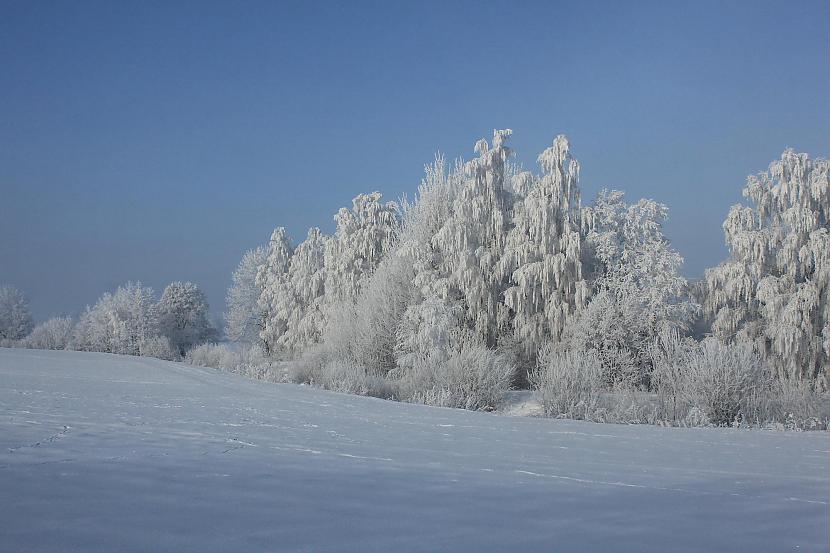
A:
<box><xmin>1</xmin><ymin>349</ymin><xmax>829</xmax><ymax>552</ymax></box>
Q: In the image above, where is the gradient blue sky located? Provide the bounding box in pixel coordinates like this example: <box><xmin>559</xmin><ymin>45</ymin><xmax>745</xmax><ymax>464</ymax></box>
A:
<box><xmin>2</xmin><ymin>0</ymin><xmax>829</xmax><ymax>321</ymax></box>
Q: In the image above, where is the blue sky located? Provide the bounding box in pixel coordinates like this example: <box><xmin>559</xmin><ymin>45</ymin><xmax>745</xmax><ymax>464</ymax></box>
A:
<box><xmin>2</xmin><ymin>0</ymin><xmax>829</xmax><ymax>321</ymax></box>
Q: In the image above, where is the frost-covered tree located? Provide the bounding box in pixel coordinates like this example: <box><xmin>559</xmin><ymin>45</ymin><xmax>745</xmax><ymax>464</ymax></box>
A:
<box><xmin>0</xmin><ymin>285</ymin><xmax>34</xmax><ymax>341</ymax></box>
<box><xmin>393</xmin><ymin>156</ymin><xmax>461</xmax><ymax>369</ymax></box>
<box><xmin>705</xmin><ymin>149</ymin><xmax>830</xmax><ymax>382</ymax></box>
<box><xmin>225</xmin><ymin>246</ymin><xmax>267</xmax><ymax>344</ymax></box>
<box><xmin>157</xmin><ymin>281</ymin><xmax>217</xmax><ymax>356</ymax></box>
<box><xmin>567</xmin><ymin>190</ymin><xmax>697</xmax><ymax>384</ymax></box>
<box><xmin>72</xmin><ymin>282</ymin><xmax>158</xmax><ymax>355</ymax></box>
<box><xmin>432</xmin><ymin>130</ymin><xmax>514</xmax><ymax>346</ymax></box>
<box><xmin>501</xmin><ymin>135</ymin><xmax>588</xmax><ymax>364</ymax></box>
<box><xmin>324</xmin><ymin>192</ymin><xmax>398</xmax><ymax>307</ymax></box>
<box><xmin>22</xmin><ymin>316</ymin><xmax>73</xmax><ymax>350</ymax></box>
<box><xmin>256</xmin><ymin>227</ymin><xmax>294</xmax><ymax>354</ymax></box>
<box><xmin>279</xmin><ymin>227</ymin><xmax>328</xmax><ymax>353</ymax></box>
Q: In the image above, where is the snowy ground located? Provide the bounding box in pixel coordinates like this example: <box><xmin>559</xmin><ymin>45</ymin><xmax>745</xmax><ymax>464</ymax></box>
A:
<box><xmin>1</xmin><ymin>349</ymin><xmax>829</xmax><ymax>552</ymax></box>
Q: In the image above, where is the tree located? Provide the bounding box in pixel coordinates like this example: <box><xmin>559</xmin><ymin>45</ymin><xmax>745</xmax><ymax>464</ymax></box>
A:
<box><xmin>157</xmin><ymin>281</ymin><xmax>217</xmax><ymax>356</ymax></box>
<box><xmin>256</xmin><ymin>227</ymin><xmax>294</xmax><ymax>354</ymax></box>
<box><xmin>22</xmin><ymin>316</ymin><xmax>73</xmax><ymax>350</ymax></box>
<box><xmin>280</xmin><ymin>227</ymin><xmax>328</xmax><ymax>353</ymax></box>
<box><xmin>704</xmin><ymin>149</ymin><xmax>830</xmax><ymax>382</ymax></box>
<box><xmin>567</xmin><ymin>190</ymin><xmax>696</xmax><ymax>384</ymax></box>
<box><xmin>0</xmin><ymin>285</ymin><xmax>34</xmax><ymax>341</ymax></box>
<box><xmin>432</xmin><ymin>129</ymin><xmax>514</xmax><ymax>346</ymax></box>
<box><xmin>324</xmin><ymin>192</ymin><xmax>398</xmax><ymax>308</ymax></box>
<box><xmin>501</xmin><ymin>135</ymin><xmax>588</xmax><ymax>366</ymax></box>
<box><xmin>225</xmin><ymin>246</ymin><xmax>267</xmax><ymax>344</ymax></box>
<box><xmin>72</xmin><ymin>282</ymin><xmax>158</xmax><ymax>355</ymax></box>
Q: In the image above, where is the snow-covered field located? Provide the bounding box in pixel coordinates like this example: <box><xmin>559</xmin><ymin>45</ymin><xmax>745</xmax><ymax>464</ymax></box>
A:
<box><xmin>1</xmin><ymin>349</ymin><xmax>828</xmax><ymax>552</ymax></box>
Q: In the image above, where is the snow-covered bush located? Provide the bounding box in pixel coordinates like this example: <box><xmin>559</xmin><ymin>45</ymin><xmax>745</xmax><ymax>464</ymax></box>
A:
<box><xmin>185</xmin><ymin>343</ymin><xmax>241</xmax><ymax>370</ymax></box>
<box><xmin>287</xmin><ymin>345</ymin><xmax>395</xmax><ymax>398</ymax></box>
<box><xmin>680</xmin><ymin>339</ymin><xmax>769</xmax><ymax>426</ymax></box>
<box><xmin>157</xmin><ymin>281</ymin><xmax>217</xmax><ymax>356</ymax></box>
<box><xmin>748</xmin><ymin>377</ymin><xmax>827</xmax><ymax>430</ymax></box>
<box><xmin>651</xmin><ymin>332</ymin><xmax>771</xmax><ymax>426</ymax></box>
<box><xmin>139</xmin><ymin>335</ymin><xmax>178</xmax><ymax>361</ymax></box>
<box><xmin>395</xmin><ymin>332</ymin><xmax>513</xmax><ymax>411</ymax></box>
<box><xmin>529</xmin><ymin>347</ymin><xmax>605</xmax><ymax>420</ymax></box>
<box><xmin>649</xmin><ymin>328</ymin><xmax>695</xmax><ymax>422</ymax></box>
<box><xmin>225</xmin><ymin>246</ymin><xmax>267</xmax><ymax>344</ymax></box>
<box><xmin>0</xmin><ymin>285</ymin><xmax>34</xmax><ymax>341</ymax></box>
<box><xmin>185</xmin><ymin>342</ymin><xmax>281</xmax><ymax>382</ymax></box>
<box><xmin>21</xmin><ymin>316</ymin><xmax>73</xmax><ymax>350</ymax></box>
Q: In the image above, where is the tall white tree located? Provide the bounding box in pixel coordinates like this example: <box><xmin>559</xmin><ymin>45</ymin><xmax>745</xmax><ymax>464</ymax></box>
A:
<box><xmin>157</xmin><ymin>281</ymin><xmax>217</xmax><ymax>356</ymax></box>
<box><xmin>225</xmin><ymin>246</ymin><xmax>267</xmax><ymax>344</ymax></box>
<box><xmin>705</xmin><ymin>149</ymin><xmax>830</xmax><ymax>382</ymax></box>
<box><xmin>256</xmin><ymin>227</ymin><xmax>293</xmax><ymax>354</ymax></box>
<box><xmin>432</xmin><ymin>129</ymin><xmax>513</xmax><ymax>346</ymax></box>
<box><xmin>280</xmin><ymin>227</ymin><xmax>328</xmax><ymax>353</ymax></box>
<box><xmin>500</xmin><ymin>135</ymin><xmax>588</xmax><ymax>363</ymax></box>
<box><xmin>0</xmin><ymin>285</ymin><xmax>34</xmax><ymax>341</ymax></box>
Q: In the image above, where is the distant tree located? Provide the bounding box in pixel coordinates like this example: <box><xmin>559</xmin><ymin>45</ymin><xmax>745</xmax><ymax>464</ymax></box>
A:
<box><xmin>0</xmin><ymin>285</ymin><xmax>34</xmax><ymax>341</ymax></box>
<box><xmin>72</xmin><ymin>282</ymin><xmax>158</xmax><ymax>355</ymax></box>
<box><xmin>225</xmin><ymin>246</ymin><xmax>267</xmax><ymax>344</ymax></box>
<box><xmin>157</xmin><ymin>281</ymin><xmax>217</xmax><ymax>356</ymax></box>
<box><xmin>22</xmin><ymin>316</ymin><xmax>73</xmax><ymax>350</ymax></box>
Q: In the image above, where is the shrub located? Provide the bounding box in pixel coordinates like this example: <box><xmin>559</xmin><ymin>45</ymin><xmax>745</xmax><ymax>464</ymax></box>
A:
<box><xmin>396</xmin><ymin>334</ymin><xmax>513</xmax><ymax>411</ymax></box>
<box><xmin>679</xmin><ymin>339</ymin><xmax>768</xmax><ymax>426</ymax></box>
<box><xmin>185</xmin><ymin>343</ymin><xmax>241</xmax><ymax>370</ymax></box>
<box><xmin>139</xmin><ymin>335</ymin><xmax>179</xmax><ymax>361</ymax></box>
<box><xmin>529</xmin><ymin>347</ymin><xmax>605</xmax><ymax>420</ymax></box>
<box><xmin>749</xmin><ymin>378</ymin><xmax>828</xmax><ymax>430</ymax></box>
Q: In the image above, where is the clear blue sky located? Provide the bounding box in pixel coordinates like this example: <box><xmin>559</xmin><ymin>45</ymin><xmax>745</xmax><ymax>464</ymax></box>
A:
<box><xmin>2</xmin><ymin>0</ymin><xmax>828</xmax><ymax>321</ymax></box>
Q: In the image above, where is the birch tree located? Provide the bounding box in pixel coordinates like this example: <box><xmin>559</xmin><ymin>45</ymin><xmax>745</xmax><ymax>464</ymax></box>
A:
<box><xmin>705</xmin><ymin>149</ymin><xmax>830</xmax><ymax>382</ymax></box>
<box><xmin>256</xmin><ymin>227</ymin><xmax>293</xmax><ymax>354</ymax></box>
<box><xmin>225</xmin><ymin>246</ymin><xmax>267</xmax><ymax>344</ymax></box>
<box><xmin>501</xmin><ymin>135</ymin><xmax>588</xmax><ymax>364</ymax></box>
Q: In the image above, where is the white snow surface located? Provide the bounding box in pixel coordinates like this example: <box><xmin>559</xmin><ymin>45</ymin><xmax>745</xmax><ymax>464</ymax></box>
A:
<box><xmin>1</xmin><ymin>349</ymin><xmax>829</xmax><ymax>552</ymax></box>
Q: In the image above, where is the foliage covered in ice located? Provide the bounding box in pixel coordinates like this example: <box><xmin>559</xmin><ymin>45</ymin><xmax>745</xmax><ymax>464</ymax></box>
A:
<box><xmin>705</xmin><ymin>149</ymin><xmax>830</xmax><ymax>382</ymax></box>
